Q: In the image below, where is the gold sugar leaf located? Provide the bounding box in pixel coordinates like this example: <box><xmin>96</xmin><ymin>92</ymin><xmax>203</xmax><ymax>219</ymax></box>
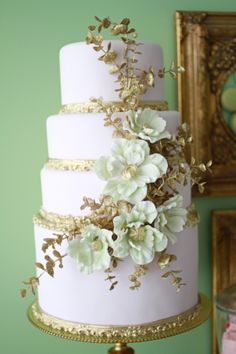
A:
<box><xmin>42</xmin><ymin>243</ymin><xmax>48</xmax><ymax>253</ymax></box>
<box><xmin>20</xmin><ymin>288</ymin><xmax>27</xmax><ymax>298</ymax></box>
<box><xmin>44</xmin><ymin>255</ymin><xmax>54</xmax><ymax>264</ymax></box>
<box><xmin>109</xmin><ymin>65</ymin><xmax>119</xmax><ymax>74</ymax></box>
<box><xmin>101</xmin><ymin>17</ymin><xmax>111</xmax><ymax>29</ymax></box>
<box><xmin>94</xmin><ymin>16</ymin><xmax>101</xmax><ymax>22</ymax></box>
<box><xmin>46</xmin><ymin>263</ymin><xmax>54</xmax><ymax>278</ymax></box>
<box><xmin>56</xmin><ymin>235</ymin><xmax>63</xmax><ymax>245</ymax></box>
<box><xmin>128</xmin><ymin>275</ymin><xmax>137</xmax><ymax>282</ymax></box>
<box><xmin>121</xmin><ymin>18</ymin><xmax>130</xmax><ymax>25</ymax></box>
<box><xmin>35</xmin><ymin>262</ymin><xmax>45</xmax><ymax>271</ymax></box>
<box><xmin>172</xmin><ymin>277</ymin><xmax>182</xmax><ymax>285</ymax></box>
<box><xmin>110</xmin><ymin>24</ymin><xmax>128</xmax><ymax>35</ymax></box>
<box><xmin>93</xmin><ymin>46</ymin><xmax>102</xmax><ymax>52</ymax></box>
<box><xmin>88</xmin><ymin>25</ymin><xmax>96</xmax><ymax>31</ymax></box>
<box><xmin>53</xmin><ymin>250</ymin><xmax>61</xmax><ymax>259</ymax></box>
<box><xmin>157</xmin><ymin>253</ymin><xmax>176</xmax><ymax>269</ymax></box>
<box><xmin>86</xmin><ymin>31</ymin><xmax>94</xmax><ymax>44</ymax></box>
<box><xmin>162</xmin><ymin>271</ymin><xmax>172</xmax><ymax>278</ymax></box>
<box><xmin>110</xmin><ymin>281</ymin><xmax>118</xmax><ymax>291</ymax></box>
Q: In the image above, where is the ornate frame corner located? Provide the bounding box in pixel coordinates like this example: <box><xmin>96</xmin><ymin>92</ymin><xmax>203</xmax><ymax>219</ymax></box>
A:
<box><xmin>176</xmin><ymin>11</ymin><xmax>236</xmax><ymax>196</ymax></box>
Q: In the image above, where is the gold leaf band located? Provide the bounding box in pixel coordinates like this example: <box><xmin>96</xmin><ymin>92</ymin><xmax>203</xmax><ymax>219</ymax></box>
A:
<box><xmin>33</xmin><ymin>209</ymin><xmax>87</xmax><ymax>232</ymax></box>
<box><xmin>60</xmin><ymin>100</ymin><xmax>168</xmax><ymax>113</ymax></box>
<box><xmin>45</xmin><ymin>159</ymin><xmax>96</xmax><ymax>171</ymax></box>
<box><xmin>28</xmin><ymin>294</ymin><xmax>210</xmax><ymax>343</ymax></box>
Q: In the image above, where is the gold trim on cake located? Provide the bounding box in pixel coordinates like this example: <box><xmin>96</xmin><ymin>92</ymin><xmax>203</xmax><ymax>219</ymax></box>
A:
<box><xmin>33</xmin><ymin>209</ymin><xmax>86</xmax><ymax>232</ymax></box>
<box><xmin>45</xmin><ymin>159</ymin><xmax>96</xmax><ymax>171</ymax></box>
<box><xmin>27</xmin><ymin>293</ymin><xmax>211</xmax><ymax>343</ymax></box>
<box><xmin>60</xmin><ymin>100</ymin><xmax>168</xmax><ymax>113</ymax></box>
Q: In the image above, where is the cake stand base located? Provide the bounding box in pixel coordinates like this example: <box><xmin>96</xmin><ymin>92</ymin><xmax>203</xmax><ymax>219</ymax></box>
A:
<box><xmin>108</xmin><ymin>343</ymin><xmax>134</xmax><ymax>354</ymax></box>
<box><xmin>28</xmin><ymin>293</ymin><xmax>211</xmax><ymax>353</ymax></box>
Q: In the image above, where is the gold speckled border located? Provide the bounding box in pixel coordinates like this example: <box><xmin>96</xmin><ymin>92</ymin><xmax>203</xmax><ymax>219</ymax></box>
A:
<box><xmin>33</xmin><ymin>209</ymin><xmax>86</xmax><ymax>232</ymax></box>
<box><xmin>28</xmin><ymin>293</ymin><xmax>211</xmax><ymax>344</ymax></box>
<box><xmin>45</xmin><ymin>159</ymin><xmax>96</xmax><ymax>171</ymax></box>
<box><xmin>60</xmin><ymin>100</ymin><xmax>168</xmax><ymax>113</ymax></box>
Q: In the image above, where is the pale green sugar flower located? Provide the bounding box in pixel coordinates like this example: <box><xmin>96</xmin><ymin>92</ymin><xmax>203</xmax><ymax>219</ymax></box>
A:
<box><xmin>123</xmin><ymin>108</ymin><xmax>171</xmax><ymax>143</ymax></box>
<box><xmin>154</xmin><ymin>194</ymin><xmax>187</xmax><ymax>244</ymax></box>
<box><xmin>95</xmin><ymin>138</ymin><xmax>168</xmax><ymax>204</ymax></box>
<box><xmin>68</xmin><ymin>224</ymin><xmax>112</xmax><ymax>274</ymax></box>
<box><xmin>111</xmin><ymin>201</ymin><xmax>168</xmax><ymax>265</ymax></box>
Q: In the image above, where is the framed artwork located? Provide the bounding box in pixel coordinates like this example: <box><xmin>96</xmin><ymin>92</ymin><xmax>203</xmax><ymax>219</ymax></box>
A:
<box><xmin>212</xmin><ymin>210</ymin><xmax>236</xmax><ymax>354</ymax></box>
<box><xmin>176</xmin><ymin>11</ymin><xmax>236</xmax><ymax>196</ymax></box>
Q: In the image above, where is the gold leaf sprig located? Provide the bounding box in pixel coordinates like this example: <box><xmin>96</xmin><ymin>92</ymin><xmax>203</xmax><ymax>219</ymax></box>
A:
<box><xmin>157</xmin><ymin>252</ymin><xmax>185</xmax><ymax>292</ymax></box>
<box><xmin>190</xmin><ymin>158</ymin><xmax>212</xmax><ymax>193</ymax></box>
<box><xmin>89</xmin><ymin>97</ymin><xmax>128</xmax><ymax>138</ymax></box>
<box><xmin>81</xmin><ymin>195</ymin><xmax>132</xmax><ymax>231</ymax></box>
<box><xmin>20</xmin><ymin>277</ymin><xmax>39</xmax><ymax>298</ymax></box>
<box><xmin>158</xmin><ymin>61</ymin><xmax>185</xmax><ymax>79</ymax></box>
<box><xmin>128</xmin><ymin>265</ymin><xmax>148</xmax><ymax>290</ymax></box>
<box><xmin>86</xmin><ymin>17</ymin><xmax>159</xmax><ymax>109</ymax></box>
<box><xmin>162</xmin><ymin>270</ymin><xmax>186</xmax><ymax>292</ymax></box>
<box><xmin>41</xmin><ymin>232</ymin><xmax>69</xmax><ymax>253</ymax></box>
<box><xmin>21</xmin><ymin>249</ymin><xmax>67</xmax><ymax>298</ymax></box>
<box><xmin>21</xmin><ymin>233</ymin><xmax>69</xmax><ymax>297</ymax></box>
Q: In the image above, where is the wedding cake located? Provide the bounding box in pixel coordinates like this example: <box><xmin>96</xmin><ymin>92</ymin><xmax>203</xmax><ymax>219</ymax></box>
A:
<box><xmin>26</xmin><ymin>17</ymin><xmax>204</xmax><ymax>327</ymax></box>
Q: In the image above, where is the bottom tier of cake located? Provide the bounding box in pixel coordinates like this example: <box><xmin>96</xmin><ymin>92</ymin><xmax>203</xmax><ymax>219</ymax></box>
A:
<box><xmin>34</xmin><ymin>223</ymin><xmax>198</xmax><ymax>326</ymax></box>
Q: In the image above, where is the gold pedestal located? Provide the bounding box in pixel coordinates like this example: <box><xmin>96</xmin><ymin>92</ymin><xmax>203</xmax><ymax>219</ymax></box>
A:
<box><xmin>28</xmin><ymin>293</ymin><xmax>211</xmax><ymax>353</ymax></box>
<box><xmin>108</xmin><ymin>343</ymin><xmax>134</xmax><ymax>354</ymax></box>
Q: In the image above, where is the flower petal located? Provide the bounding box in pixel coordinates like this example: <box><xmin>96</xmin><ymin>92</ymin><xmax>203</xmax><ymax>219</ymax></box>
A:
<box><xmin>129</xmin><ymin>229</ymin><xmax>154</xmax><ymax>265</ymax></box>
<box><xmin>127</xmin><ymin>185</ymin><xmax>147</xmax><ymax>204</ymax></box>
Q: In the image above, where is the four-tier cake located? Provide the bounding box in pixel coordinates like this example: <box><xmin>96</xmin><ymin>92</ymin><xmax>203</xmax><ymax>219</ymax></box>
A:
<box><xmin>31</xmin><ymin>19</ymin><xmax>199</xmax><ymax>327</ymax></box>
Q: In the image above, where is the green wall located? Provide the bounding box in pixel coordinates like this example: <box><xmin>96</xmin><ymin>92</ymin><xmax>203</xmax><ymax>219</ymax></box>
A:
<box><xmin>1</xmin><ymin>0</ymin><xmax>236</xmax><ymax>353</ymax></box>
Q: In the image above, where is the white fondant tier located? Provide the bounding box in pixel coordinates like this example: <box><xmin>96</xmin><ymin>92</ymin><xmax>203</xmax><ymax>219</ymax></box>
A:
<box><xmin>47</xmin><ymin>111</ymin><xmax>180</xmax><ymax>159</ymax></box>
<box><xmin>60</xmin><ymin>40</ymin><xmax>164</xmax><ymax>105</ymax></box>
<box><xmin>35</xmin><ymin>224</ymin><xmax>198</xmax><ymax>326</ymax></box>
<box><xmin>41</xmin><ymin>168</ymin><xmax>105</xmax><ymax>216</ymax></box>
<box><xmin>41</xmin><ymin>166</ymin><xmax>191</xmax><ymax>216</ymax></box>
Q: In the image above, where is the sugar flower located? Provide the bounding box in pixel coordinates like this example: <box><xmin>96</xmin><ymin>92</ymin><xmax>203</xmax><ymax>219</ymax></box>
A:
<box><xmin>154</xmin><ymin>195</ymin><xmax>187</xmax><ymax>244</ymax></box>
<box><xmin>111</xmin><ymin>201</ymin><xmax>168</xmax><ymax>265</ymax></box>
<box><xmin>68</xmin><ymin>225</ymin><xmax>112</xmax><ymax>274</ymax></box>
<box><xmin>95</xmin><ymin>138</ymin><xmax>168</xmax><ymax>204</ymax></box>
<box><xmin>123</xmin><ymin>108</ymin><xmax>171</xmax><ymax>143</ymax></box>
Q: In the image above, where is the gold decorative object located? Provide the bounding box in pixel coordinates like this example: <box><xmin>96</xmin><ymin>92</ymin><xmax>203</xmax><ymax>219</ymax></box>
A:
<box><xmin>60</xmin><ymin>100</ymin><xmax>168</xmax><ymax>113</ymax></box>
<box><xmin>28</xmin><ymin>293</ymin><xmax>210</xmax><ymax>353</ymax></box>
<box><xmin>176</xmin><ymin>11</ymin><xmax>236</xmax><ymax>196</ymax></box>
<box><xmin>45</xmin><ymin>158</ymin><xmax>96</xmax><ymax>171</ymax></box>
<box><xmin>212</xmin><ymin>210</ymin><xmax>236</xmax><ymax>354</ymax></box>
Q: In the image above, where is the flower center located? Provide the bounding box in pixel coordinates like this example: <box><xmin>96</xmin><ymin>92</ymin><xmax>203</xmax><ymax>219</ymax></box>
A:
<box><xmin>122</xmin><ymin>164</ymin><xmax>138</xmax><ymax>180</ymax></box>
<box><xmin>143</xmin><ymin>123</ymin><xmax>151</xmax><ymax>129</ymax></box>
<box><xmin>129</xmin><ymin>226</ymin><xmax>146</xmax><ymax>242</ymax></box>
<box><xmin>91</xmin><ymin>239</ymin><xmax>103</xmax><ymax>252</ymax></box>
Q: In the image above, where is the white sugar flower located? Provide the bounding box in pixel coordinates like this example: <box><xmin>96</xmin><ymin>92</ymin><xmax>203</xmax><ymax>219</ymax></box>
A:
<box><xmin>123</xmin><ymin>108</ymin><xmax>171</xmax><ymax>143</ymax></box>
<box><xmin>154</xmin><ymin>195</ymin><xmax>187</xmax><ymax>244</ymax></box>
<box><xmin>95</xmin><ymin>138</ymin><xmax>168</xmax><ymax>204</ymax></box>
<box><xmin>111</xmin><ymin>201</ymin><xmax>168</xmax><ymax>265</ymax></box>
<box><xmin>68</xmin><ymin>225</ymin><xmax>112</xmax><ymax>274</ymax></box>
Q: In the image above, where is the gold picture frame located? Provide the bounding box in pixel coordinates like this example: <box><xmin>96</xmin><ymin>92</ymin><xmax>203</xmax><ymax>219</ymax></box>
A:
<box><xmin>212</xmin><ymin>210</ymin><xmax>236</xmax><ymax>354</ymax></box>
<box><xmin>176</xmin><ymin>11</ymin><xmax>236</xmax><ymax>196</ymax></box>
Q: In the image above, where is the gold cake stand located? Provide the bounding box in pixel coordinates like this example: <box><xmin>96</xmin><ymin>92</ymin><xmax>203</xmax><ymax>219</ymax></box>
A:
<box><xmin>28</xmin><ymin>293</ymin><xmax>211</xmax><ymax>353</ymax></box>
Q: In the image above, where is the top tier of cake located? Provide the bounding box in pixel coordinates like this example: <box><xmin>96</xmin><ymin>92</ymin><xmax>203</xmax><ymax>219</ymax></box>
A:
<box><xmin>60</xmin><ymin>40</ymin><xmax>164</xmax><ymax>105</ymax></box>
